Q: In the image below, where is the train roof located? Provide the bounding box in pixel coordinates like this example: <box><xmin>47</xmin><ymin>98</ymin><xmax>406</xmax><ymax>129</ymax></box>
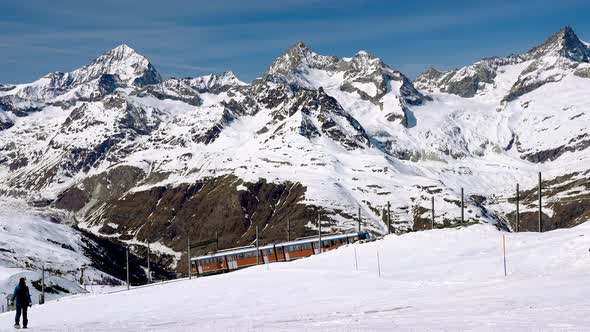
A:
<box><xmin>191</xmin><ymin>232</ymin><xmax>363</xmax><ymax>261</ymax></box>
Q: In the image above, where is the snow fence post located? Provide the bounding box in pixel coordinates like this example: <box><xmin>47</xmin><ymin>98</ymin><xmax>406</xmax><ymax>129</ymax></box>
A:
<box><xmin>354</xmin><ymin>247</ymin><xmax>358</xmax><ymax>272</ymax></box>
<box><xmin>503</xmin><ymin>234</ymin><xmax>507</xmax><ymax>277</ymax></box>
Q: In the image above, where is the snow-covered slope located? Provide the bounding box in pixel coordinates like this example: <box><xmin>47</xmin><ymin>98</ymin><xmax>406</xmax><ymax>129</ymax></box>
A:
<box><xmin>1</xmin><ymin>222</ymin><xmax>589</xmax><ymax>331</ymax></box>
<box><xmin>0</xmin><ymin>26</ymin><xmax>589</xmax><ymax>273</ymax></box>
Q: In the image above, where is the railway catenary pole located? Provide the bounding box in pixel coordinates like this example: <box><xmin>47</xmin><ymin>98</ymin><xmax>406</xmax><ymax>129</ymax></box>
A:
<box><xmin>358</xmin><ymin>207</ymin><xmax>361</xmax><ymax>234</ymax></box>
<box><xmin>387</xmin><ymin>201</ymin><xmax>391</xmax><ymax>234</ymax></box>
<box><xmin>516</xmin><ymin>183</ymin><xmax>520</xmax><ymax>233</ymax></box>
<box><xmin>538</xmin><ymin>172</ymin><xmax>542</xmax><ymax>233</ymax></box>
<box><xmin>187</xmin><ymin>238</ymin><xmax>191</xmax><ymax>280</ymax></box>
<box><xmin>256</xmin><ymin>226</ymin><xmax>260</xmax><ymax>265</ymax></box>
<box><xmin>431</xmin><ymin>197</ymin><xmax>435</xmax><ymax>230</ymax></box>
<box><xmin>461</xmin><ymin>188</ymin><xmax>464</xmax><ymax>224</ymax></box>
<box><xmin>287</xmin><ymin>216</ymin><xmax>291</xmax><ymax>242</ymax></box>
<box><xmin>126</xmin><ymin>245</ymin><xmax>130</xmax><ymax>290</ymax></box>
<box><xmin>318</xmin><ymin>211</ymin><xmax>322</xmax><ymax>254</ymax></box>
<box><xmin>147</xmin><ymin>242</ymin><xmax>151</xmax><ymax>284</ymax></box>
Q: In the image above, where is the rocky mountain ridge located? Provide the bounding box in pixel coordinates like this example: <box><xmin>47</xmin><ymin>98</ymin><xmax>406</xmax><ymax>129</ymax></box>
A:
<box><xmin>1</xmin><ymin>26</ymin><xmax>589</xmax><ymax>273</ymax></box>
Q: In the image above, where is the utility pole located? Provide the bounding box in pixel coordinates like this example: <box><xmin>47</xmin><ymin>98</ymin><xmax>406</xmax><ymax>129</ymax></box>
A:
<box><xmin>358</xmin><ymin>206</ymin><xmax>361</xmax><ymax>234</ymax></box>
<box><xmin>431</xmin><ymin>197</ymin><xmax>435</xmax><ymax>230</ymax></box>
<box><xmin>318</xmin><ymin>211</ymin><xmax>322</xmax><ymax>254</ymax></box>
<box><xmin>461</xmin><ymin>188</ymin><xmax>464</xmax><ymax>224</ymax></box>
<box><xmin>287</xmin><ymin>217</ymin><xmax>291</xmax><ymax>242</ymax></box>
<box><xmin>187</xmin><ymin>237</ymin><xmax>191</xmax><ymax>280</ymax></box>
<box><xmin>387</xmin><ymin>201</ymin><xmax>391</xmax><ymax>234</ymax></box>
<box><xmin>126</xmin><ymin>245</ymin><xmax>130</xmax><ymax>290</ymax></box>
<box><xmin>256</xmin><ymin>226</ymin><xmax>260</xmax><ymax>265</ymax></box>
<box><xmin>516</xmin><ymin>183</ymin><xmax>520</xmax><ymax>233</ymax></box>
<box><xmin>538</xmin><ymin>172</ymin><xmax>542</xmax><ymax>233</ymax></box>
<box><xmin>147</xmin><ymin>242</ymin><xmax>151</xmax><ymax>284</ymax></box>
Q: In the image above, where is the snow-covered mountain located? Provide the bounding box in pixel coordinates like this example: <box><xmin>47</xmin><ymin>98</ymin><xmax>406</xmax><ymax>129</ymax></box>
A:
<box><xmin>1</xmin><ymin>26</ymin><xmax>589</xmax><ymax>273</ymax></box>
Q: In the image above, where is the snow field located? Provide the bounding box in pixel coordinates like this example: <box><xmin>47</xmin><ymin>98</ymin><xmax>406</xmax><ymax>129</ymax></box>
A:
<box><xmin>1</xmin><ymin>222</ymin><xmax>589</xmax><ymax>331</ymax></box>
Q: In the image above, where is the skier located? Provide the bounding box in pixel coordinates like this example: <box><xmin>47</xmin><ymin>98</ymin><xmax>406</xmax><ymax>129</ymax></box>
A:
<box><xmin>10</xmin><ymin>277</ymin><xmax>32</xmax><ymax>329</ymax></box>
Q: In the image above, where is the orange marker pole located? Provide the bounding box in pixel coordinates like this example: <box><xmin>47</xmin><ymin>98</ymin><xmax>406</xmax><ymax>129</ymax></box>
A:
<box><xmin>502</xmin><ymin>234</ymin><xmax>507</xmax><ymax>277</ymax></box>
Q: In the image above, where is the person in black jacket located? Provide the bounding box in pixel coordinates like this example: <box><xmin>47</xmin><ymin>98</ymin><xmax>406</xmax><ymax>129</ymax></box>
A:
<box><xmin>11</xmin><ymin>277</ymin><xmax>32</xmax><ymax>329</ymax></box>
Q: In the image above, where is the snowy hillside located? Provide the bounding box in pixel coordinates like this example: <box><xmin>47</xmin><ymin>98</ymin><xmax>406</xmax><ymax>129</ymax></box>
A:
<box><xmin>1</xmin><ymin>222</ymin><xmax>589</xmax><ymax>331</ymax></box>
<box><xmin>0</xmin><ymin>26</ymin><xmax>589</xmax><ymax>274</ymax></box>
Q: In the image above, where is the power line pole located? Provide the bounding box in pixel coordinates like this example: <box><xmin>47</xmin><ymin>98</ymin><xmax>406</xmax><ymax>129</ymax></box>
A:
<box><xmin>126</xmin><ymin>245</ymin><xmax>130</xmax><ymax>290</ymax></box>
<box><xmin>318</xmin><ymin>211</ymin><xmax>322</xmax><ymax>254</ymax></box>
<box><xmin>147</xmin><ymin>242</ymin><xmax>151</xmax><ymax>284</ymax></box>
<box><xmin>431</xmin><ymin>197</ymin><xmax>435</xmax><ymax>230</ymax></box>
<box><xmin>516</xmin><ymin>183</ymin><xmax>520</xmax><ymax>233</ymax></box>
<box><xmin>387</xmin><ymin>201</ymin><xmax>391</xmax><ymax>234</ymax></box>
<box><xmin>187</xmin><ymin>237</ymin><xmax>191</xmax><ymax>280</ymax></box>
<box><xmin>461</xmin><ymin>188</ymin><xmax>464</xmax><ymax>224</ymax></box>
<box><xmin>538</xmin><ymin>172</ymin><xmax>542</xmax><ymax>233</ymax></box>
<box><xmin>256</xmin><ymin>226</ymin><xmax>260</xmax><ymax>265</ymax></box>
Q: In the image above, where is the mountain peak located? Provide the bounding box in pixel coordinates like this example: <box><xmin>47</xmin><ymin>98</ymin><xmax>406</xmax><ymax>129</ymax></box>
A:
<box><xmin>528</xmin><ymin>25</ymin><xmax>589</xmax><ymax>62</ymax></box>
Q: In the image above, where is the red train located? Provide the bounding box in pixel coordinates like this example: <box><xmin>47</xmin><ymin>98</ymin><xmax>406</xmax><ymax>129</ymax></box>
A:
<box><xmin>191</xmin><ymin>232</ymin><xmax>369</xmax><ymax>276</ymax></box>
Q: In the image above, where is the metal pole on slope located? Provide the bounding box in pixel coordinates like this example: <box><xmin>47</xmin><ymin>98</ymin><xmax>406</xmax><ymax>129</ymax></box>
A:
<box><xmin>256</xmin><ymin>226</ymin><xmax>260</xmax><ymax>265</ymax></box>
<box><xmin>461</xmin><ymin>188</ymin><xmax>464</xmax><ymax>225</ymax></box>
<box><xmin>538</xmin><ymin>172</ymin><xmax>542</xmax><ymax>233</ymax></box>
<box><xmin>387</xmin><ymin>201</ymin><xmax>391</xmax><ymax>234</ymax></box>
<box><xmin>41</xmin><ymin>265</ymin><xmax>45</xmax><ymax>304</ymax></box>
<box><xmin>318</xmin><ymin>211</ymin><xmax>322</xmax><ymax>254</ymax></box>
<box><xmin>503</xmin><ymin>234</ymin><xmax>507</xmax><ymax>277</ymax></box>
<box><xmin>126</xmin><ymin>245</ymin><xmax>130</xmax><ymax>290</ymax></box>
<box><xmin>431</xmin><ymin>197</ymin><xmax>435</xmax><ymax>230</ymax></box>
<box><xmin>287</xmin><ymin>217</ymin><xmax>291</xmax><ymax>242</ymax></box>
<box><xmin>147</xmin><ymin>242</ymin><xmax>151</xmax><ymax>284</ymax></box>
<box><xmin>187</xmin><ymin>238</ymin><xmax>191</xmax><ymax>280</ymax></box>
<box><xmin>516</xmin><ymin>183</ymin><xmax>520</xmax><ymax>233</ymax></box>
<box><xmin>358</xmin><ymin>207</ymin><xmax>361</xmax><ymax>234</ymax></box>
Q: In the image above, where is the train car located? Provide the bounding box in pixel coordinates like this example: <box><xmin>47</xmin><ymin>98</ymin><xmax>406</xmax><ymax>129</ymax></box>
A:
<box><xmin>191</xmin><ymin>231</ymin><xmax>370</xmax><ymax>276</ymax></box>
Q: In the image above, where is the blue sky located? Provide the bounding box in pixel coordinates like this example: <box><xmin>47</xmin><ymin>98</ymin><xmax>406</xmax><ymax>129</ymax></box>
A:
<box><xmin>1</xmin><ymin>0</ymin><xmax>589</xmax><ymax>84</ymax></box>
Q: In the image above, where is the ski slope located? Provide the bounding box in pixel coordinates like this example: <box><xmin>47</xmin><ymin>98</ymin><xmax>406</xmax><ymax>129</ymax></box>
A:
<box><xmin>1</xmin><ymin>223</ymin><xmax>589</xmax><ymax>331</ymax></box>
